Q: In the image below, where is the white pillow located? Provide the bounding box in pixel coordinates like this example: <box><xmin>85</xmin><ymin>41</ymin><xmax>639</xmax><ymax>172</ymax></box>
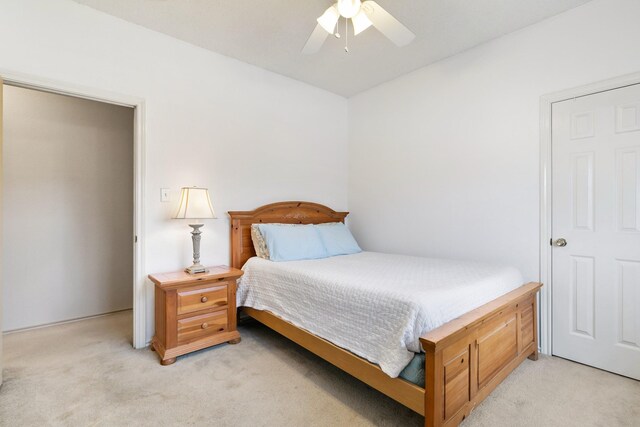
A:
<box><xmin>250</xmin><ymin>224</ymin><xmax>270</xmax><ymax>259</ymax></box>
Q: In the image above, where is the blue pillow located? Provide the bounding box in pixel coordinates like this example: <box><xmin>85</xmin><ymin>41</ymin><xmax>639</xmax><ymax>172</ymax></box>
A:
<box><xmin>315</xmin><ymin>223</ymin><xmax>361</xmax><ymax>256</ymax></box>
<box><xmin>257</xmin><ymin>224</ymin><xmax>327</xmax><ymax>262</ymax></box>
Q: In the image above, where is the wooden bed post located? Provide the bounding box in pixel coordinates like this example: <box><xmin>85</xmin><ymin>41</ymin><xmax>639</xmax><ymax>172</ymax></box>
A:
<box><xmin>424</xmin><ymin>346</ymin><xmax>444</xmax><ymax>427</ymax></box>
<box><xmin>528</xmin><ymin>293</ymin><xmax>539</xmax><ymax>361</ymax></box>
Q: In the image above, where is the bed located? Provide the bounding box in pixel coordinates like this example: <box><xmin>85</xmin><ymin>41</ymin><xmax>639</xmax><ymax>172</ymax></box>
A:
<box><xmin>229</xmin><ymin>201</ymin><xmax>541</xmax><ymax>427</ymax></box>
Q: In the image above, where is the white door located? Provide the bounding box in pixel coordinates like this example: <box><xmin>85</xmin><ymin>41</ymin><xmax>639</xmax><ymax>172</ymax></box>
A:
<box><xmin>552</xmin><ymin>83</ymin><xmax>640</xmax><ymax>380</ymax></box>
<box><xmin>0</xmin><ymin>78</ymin><xmax>4</xmax><ymax>387</ymax></box>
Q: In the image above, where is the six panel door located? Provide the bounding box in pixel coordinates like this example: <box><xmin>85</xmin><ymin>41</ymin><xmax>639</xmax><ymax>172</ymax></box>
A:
<box><xmin>552</xmin><ymin>83</ymin><xmax>640</xmax><ymax>380</ymax></box>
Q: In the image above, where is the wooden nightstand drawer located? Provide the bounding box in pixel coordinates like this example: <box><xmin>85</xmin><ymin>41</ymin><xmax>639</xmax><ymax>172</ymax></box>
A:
<box><xmin>177</xmin><ymin>309</ymin><xmax>228</xmax><ymax>344</ymax></box>
<box><xmin>177</xmin><ymin>284</ymin><xmax>227</xmax><ymax>315</ymax></box>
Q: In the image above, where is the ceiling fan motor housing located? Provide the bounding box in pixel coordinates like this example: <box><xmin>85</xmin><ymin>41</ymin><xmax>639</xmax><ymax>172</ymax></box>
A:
<box><xmin>337</xmin><ymin>0</ymin><xmax>362</xmax><ymax>18</ymax></box>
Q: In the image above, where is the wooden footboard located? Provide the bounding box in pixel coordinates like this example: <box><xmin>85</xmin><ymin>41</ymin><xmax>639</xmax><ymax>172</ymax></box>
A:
<box><xmin>420</xmin><ymin>282</ymin><xmax>541</xmax><ymax>427</ymax></box>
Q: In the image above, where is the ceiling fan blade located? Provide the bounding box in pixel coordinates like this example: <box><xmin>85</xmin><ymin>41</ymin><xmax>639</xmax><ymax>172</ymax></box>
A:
<box><xmin>302</xmin><ymin>22</ymin><xmax>330</xmax><ymax>54</ymax></box>
<box><xmin>361</xmin><ymin>0</ymin><xmax>415</xmax><ymax>47</ymax></box>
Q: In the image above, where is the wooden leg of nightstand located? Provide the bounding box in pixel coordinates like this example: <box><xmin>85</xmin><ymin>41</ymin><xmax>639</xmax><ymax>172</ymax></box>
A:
<box><xmin>161</xmin><ymin>357</ymin><xmax>177</xmax><ymax>366</ymax></box>
<box><xmin>228</xmin><ymin>337</ymin><xmax>241</xmax><ymax>344</ymax></box>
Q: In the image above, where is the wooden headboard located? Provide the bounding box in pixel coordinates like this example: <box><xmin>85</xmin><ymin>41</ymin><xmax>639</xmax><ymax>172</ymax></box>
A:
<box><xmin>228</xmin><ymin>201</ymin><xmax>349</xmax><ymax>269</ymax></box>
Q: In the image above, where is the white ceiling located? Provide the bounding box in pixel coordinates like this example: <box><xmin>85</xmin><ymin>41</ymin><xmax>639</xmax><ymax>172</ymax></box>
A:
<box><xmin>71</xmin><ymin>0</ymin><xmax>592</xmax><ymax>97</ymax></box>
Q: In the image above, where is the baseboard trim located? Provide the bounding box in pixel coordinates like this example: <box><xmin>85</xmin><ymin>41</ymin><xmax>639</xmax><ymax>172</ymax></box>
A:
<box><xmin>2</xmin><ymin>308</ymin><xmax>133</xmax><ymax>335</ymax></box>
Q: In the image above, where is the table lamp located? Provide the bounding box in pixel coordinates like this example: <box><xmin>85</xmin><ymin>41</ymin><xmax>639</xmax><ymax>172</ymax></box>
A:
<box><xmin>174</xmin><ymin>186</ymin><xmax>217</xmax><ymax>274</ymax></box>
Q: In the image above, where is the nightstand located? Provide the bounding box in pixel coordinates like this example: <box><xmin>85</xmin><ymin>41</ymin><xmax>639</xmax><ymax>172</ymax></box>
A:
<box><xmin>149</xmin><ymin>265</ymin><xmax>243</xmax><ymax>365</ymax></box>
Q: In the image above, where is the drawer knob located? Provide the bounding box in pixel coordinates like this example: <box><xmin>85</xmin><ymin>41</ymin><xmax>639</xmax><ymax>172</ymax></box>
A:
<box><xmin>201</xmin><ymin>296</ymin><xmax>208</xmax><ymax>303</ymax></box>
<box><xmin>201</xmin><ymin>323</ymin><xmax>209</xmax><ymax>329</ymax></box>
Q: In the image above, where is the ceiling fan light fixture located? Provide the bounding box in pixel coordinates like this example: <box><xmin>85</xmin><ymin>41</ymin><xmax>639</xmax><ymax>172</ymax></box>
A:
<box><xmin>337</xmin><ymin>0</ymin><xmax>361</xmax><ymax>19</ymax></box>
<box><xmin>302</xmin><ymin>0</ymin><xmax>415</xmax><ymax>54</ymax></box>
<box><xmin>352</xmin><ymin>9</ymin><xmax>372</xmax><ymax>35</ymax></box>
<box><xmin>317</xmin><ymin>5</ymin><xmax>340</xmax><ymax>33</ymax></box>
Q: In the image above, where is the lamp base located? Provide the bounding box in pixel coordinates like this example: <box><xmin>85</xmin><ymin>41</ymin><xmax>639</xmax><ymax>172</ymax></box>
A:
<box><xmin>185</xmin><ymin>263</ymin><xmax>208</xmax><ymax>274</ymax></box>
<box><xmin>186</xmin><ymin>223</ymin><xmax>207</xmax><ymax>274</ymax></box>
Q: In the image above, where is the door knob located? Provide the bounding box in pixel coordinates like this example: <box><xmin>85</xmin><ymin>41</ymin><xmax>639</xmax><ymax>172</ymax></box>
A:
<box><xmin>554</xmin><ymin>238</ymin><xmax>568</xmax><ymax>247</ymax></box>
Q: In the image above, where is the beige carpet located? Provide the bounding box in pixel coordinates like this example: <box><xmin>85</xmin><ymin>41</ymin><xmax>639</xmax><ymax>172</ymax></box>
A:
<box><xmin>1</xmin><ymin>311</ymin><xmax>638</xmax><ymax>426</ymax></box>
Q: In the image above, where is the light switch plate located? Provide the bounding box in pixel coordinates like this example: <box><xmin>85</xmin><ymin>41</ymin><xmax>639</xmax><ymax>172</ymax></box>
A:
<box><xmin>160</xmin><ymin>188</ymin><xmax>170</xmax><ymax>202</ymax></box>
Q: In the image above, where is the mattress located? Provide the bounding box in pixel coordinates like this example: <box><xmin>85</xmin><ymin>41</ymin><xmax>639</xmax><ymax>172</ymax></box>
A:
<box><xmin>237</xmin><ymin>251</ymin><xmax>523</xmax><ymax>378</ymax></box>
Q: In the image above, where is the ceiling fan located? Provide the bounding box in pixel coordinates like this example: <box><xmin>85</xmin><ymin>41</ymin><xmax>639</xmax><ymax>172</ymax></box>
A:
<box><xmin>302</xmin><ymin>0</ymin><xmax>415</xmax><ymax>54</ymax></box>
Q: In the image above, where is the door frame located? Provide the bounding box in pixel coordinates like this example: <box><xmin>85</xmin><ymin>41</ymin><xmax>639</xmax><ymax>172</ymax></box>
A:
<box><xmin>539</xmin><ymin>71</ymin><xmax>640</xmax><ymax>355</ymax></box>
<box><xmin>0</xmin><ymin>69</ymin><xmax>147</xmax><ymax>349</ymax></box>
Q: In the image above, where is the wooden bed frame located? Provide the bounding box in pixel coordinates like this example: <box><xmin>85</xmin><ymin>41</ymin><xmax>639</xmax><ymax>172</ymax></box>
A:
<box><xmin>228</xmin><ymin>201</ymin><xmax>541</xmax><ymax>427</ymax></box>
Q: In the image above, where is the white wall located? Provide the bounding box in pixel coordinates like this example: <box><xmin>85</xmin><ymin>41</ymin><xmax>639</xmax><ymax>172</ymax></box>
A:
<box><xmin>3</xmin><ymin>86</ymin><xmax>133</xmax><ymax>331</ymax></box>
<box><xmin>0</xmin><ymin>0</ymin><xmax>348</xmax><ymax>341</ymax></box>
<box><xmin>348</xmin><ymin>0</ymin><xmax>640</xmax><ymax>281</ymax></box>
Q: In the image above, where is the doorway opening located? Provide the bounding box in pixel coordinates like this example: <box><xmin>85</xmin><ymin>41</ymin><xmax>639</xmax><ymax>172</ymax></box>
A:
<box><xmin>0</xmin><ymin>74</ymin><xmax>146</xmax><ymax>353</ymax></box>
<box><xmin>2</xmin><ymin>84</ymin><xmax>134</xmax><ymax>339</ymax></box>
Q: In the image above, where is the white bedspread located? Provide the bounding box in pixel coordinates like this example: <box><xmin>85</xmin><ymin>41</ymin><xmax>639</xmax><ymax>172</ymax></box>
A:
<box><xmin>237</xmin><ymin>252</ymin><xmax>523</xmax><ymax>377</ymax></box>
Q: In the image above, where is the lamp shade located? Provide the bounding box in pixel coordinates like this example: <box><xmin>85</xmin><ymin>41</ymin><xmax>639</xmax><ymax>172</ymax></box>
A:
<box><xmin>173</xmin><ymin>187</ymin><xmax>217</xmax><ymax>220</ymax></box>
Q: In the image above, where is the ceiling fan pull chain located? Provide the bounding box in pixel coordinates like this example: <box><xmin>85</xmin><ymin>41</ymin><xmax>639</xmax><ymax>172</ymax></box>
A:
<box><xmin>345</xmin><ymin>17</ymin><xmax>349</xmax><ymax>53</ymax></box>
